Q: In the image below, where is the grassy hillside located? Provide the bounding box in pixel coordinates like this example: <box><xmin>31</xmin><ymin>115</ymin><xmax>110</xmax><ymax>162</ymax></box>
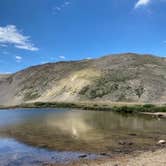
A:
<box><xmin>0</xmin><ymin>53</ymin><xmax>166</xmax><ymax>106</ymax></box>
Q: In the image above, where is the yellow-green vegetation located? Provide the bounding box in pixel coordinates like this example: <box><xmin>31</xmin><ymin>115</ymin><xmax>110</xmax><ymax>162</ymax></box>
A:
<box><xmin>38</xmin><ymin>68</ymin><xmax>101</xmax><ymax>102</ymax></box>
<box><xmin>13</xmin><ymin>102</ymin><xmax>166</xmax><ymax>113</ymax></box>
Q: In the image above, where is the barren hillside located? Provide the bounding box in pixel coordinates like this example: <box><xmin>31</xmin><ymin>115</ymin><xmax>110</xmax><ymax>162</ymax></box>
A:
<box><xmin>0</xmin><ymin>53</ymin><xmax>166</xmax><ymax>106</ymax></box>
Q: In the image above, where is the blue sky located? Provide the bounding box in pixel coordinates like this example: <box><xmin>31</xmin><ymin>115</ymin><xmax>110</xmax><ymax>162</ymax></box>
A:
<box><xmin>0</xmin><ymin>0</ymin><xmax>166</xmax><ymax>73</ymax></box>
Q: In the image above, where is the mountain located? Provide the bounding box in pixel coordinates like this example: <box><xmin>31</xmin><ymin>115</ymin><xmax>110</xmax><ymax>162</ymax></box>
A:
<box><xmin>0</xmin><ymin>53</ymin><xmax>166</xmax><ymax>106</ymax></box>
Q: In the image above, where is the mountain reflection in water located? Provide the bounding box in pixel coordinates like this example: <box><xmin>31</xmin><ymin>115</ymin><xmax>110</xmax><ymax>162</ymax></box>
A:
<box><xmin>0</xmin><ymin>108</ymin><xmax>166</xmax><ymax>153</ymax></box>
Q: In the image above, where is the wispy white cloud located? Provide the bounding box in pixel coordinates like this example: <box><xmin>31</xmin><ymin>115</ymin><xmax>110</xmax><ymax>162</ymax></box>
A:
<box><xmin>0</xmin><ymin>25</ymin><xmax>38</xmax><ymax>51</ymax></box>
<box><xmin>85</xmin><ymin>57</ymin><xmax>92</xmax><ymax>60</ymax></box>
<box><xmin>4</xmin><ymin>72</ymin><xmax>12</xmax><ymax>74</ymax></box>
<box><xmin>15</xmin><ymin>56</ymin><xmax>22</xmax><ymax>60</ymax></box>
<box><xmin>55</xmin><ymin>7</ymin><xmax>61</xmax><ymax>11</ymax></box>
<box><xmin>63</xmin><ymin>1</ymin><xmax>71</xmax><ymax>7</ymax></box>
<box><xmin>15</xmin><ymin>55</ymin><xmax>22</xmax><ymax>63</ymax></box>
<box><xmin>40</xmin><ymin>61</ymin><xmax>48</xmax><ymax>64</ymax></box>
<box><xmin>59</xmin><ymin>56</ymin><xmax>66</xmax><ymax>59</ymax></box>
<box><xmin>134</xmin><ymin>0</ymin><xmax>151</xmax><ymax>8</ymax></box>
<box><xmin>0</xmin><ymin>44</ymin><xmax>7</xmax><ymax>47</ymax></box>
<box><xmin>0</xmin><ymin>71</ymin><xmax>12</xmax><ymax>74</ymax></box>
<box><xmin>53</xmin><ymin>1</ymin><xmax>71</xmax><ymax>14</ymax></box>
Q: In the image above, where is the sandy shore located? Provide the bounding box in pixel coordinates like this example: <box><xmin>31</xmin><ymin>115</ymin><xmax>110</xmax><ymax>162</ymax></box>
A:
<box><xmin>52</xmin><ymin>148</ymin><xmax>166</xmax><ymax>166</ymax></box>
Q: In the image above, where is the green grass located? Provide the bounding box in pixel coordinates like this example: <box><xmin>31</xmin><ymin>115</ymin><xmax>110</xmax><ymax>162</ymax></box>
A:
<box><xmin>17</xmin><ymin>102</ymin><xmax>166</xmax><ymax>113</ymax></box>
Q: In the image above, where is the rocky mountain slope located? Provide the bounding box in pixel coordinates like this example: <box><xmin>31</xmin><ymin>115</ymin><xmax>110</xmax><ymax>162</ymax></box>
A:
<box><xmin>0</xmin><ymin>53</ymin><xmax>166</xmax><ymax>106</ymax></box>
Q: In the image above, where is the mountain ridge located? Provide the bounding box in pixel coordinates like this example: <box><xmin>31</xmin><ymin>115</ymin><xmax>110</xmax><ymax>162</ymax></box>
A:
<box><xmin>0</xmin><ymin>53</ymin><xmax>166</xmax><ymax>106</ymax></box>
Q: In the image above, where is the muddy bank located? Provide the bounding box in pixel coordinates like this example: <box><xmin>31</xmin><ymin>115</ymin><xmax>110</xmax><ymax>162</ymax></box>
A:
<box><xmin>48</xmin><ymin>148</ymin><xmax>166</xmax><ymax>166</ymax></box>
<box><xmin>85</xmin><ymin>148</ymin><xmax>166</xmax><ymax>166</ymax></box>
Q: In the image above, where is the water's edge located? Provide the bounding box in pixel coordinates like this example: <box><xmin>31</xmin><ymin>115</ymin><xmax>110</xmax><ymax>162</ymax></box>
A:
<box><xmin>0</xmin><ymin>101</ymin><xmax>166</xmax><ymax>113</ymax></box>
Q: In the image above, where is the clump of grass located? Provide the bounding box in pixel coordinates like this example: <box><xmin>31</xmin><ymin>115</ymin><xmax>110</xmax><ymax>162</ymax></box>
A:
<box><xmin>23</xmin><ymin>91</ymin><xmax>40</xmax><ymax>101</ymax></box>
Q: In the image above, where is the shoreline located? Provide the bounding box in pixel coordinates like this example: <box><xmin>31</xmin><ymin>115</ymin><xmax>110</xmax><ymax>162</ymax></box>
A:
<box><xmin>0</xmin><ymin>101</ymin><xmax>166</xmax><ymax>114</ymax></box>
<box><xmin>45</xmin><ymin>147</ymin><xmax>166</xmax><ymax>166</ymax></box>
<box><xmin>142</xmin><ymin>112</ymin><xmax>166</xmax><ymax>118</ymax></box>
<box><xmin>70</xmin><ymin>148</ymin><xmax>166</xmax><ymax>166</ymax></box>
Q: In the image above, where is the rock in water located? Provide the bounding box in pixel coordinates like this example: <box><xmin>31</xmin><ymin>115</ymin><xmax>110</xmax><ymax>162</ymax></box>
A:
<box><xmin>157</xmin><ymin>140</ymin><xmax>166</xmax><ymax>145</ymax></box>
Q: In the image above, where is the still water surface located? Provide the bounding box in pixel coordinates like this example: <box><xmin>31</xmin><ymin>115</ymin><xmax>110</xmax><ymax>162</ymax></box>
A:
<box><xmin>0</xmin><ymin>108</ymin><xmax>166</xmax><ymax>165</ymax></box>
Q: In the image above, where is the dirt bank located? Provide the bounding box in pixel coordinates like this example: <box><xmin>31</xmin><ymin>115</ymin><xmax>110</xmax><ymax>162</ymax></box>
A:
<box><xmin>79</xmin><ymin>149</ymin><xmax>166</xmax><ymax>166</ymax></box>
<box><xmin>48</xmin><ymin>148</ymin><xmax>166</xmax><ymax>166</ymax></box>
